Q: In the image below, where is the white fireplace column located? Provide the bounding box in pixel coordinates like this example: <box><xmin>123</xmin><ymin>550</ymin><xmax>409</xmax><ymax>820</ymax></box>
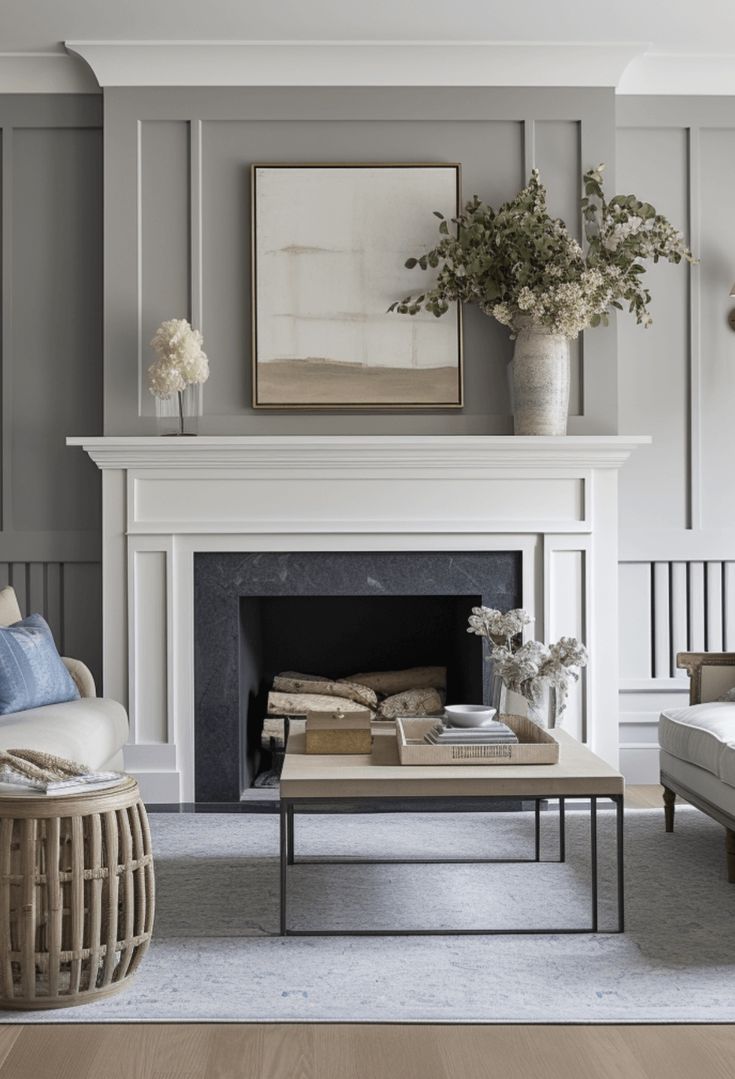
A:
<box><xmin>68</xmin><ymin>435</ymin><xmax>647</xmax><ymax>803</ymax></box>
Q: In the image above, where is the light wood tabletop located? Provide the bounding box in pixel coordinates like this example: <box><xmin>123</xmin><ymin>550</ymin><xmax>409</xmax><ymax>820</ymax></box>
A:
<box><xmin>280</xmin><ymin>727</ymin><xmax>624</xmax><ymax>799</ymax></box>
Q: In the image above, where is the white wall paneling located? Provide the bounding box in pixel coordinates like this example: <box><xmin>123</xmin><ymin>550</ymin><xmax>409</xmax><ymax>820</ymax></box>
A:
<box><xmin>617</xmin><ymin>97</ymin><xmax>735</xmax><ymax>782</ymax></box>
<box><xmin>71</xmin><ymin>435</ymin><xmax>643</xmax><ymax>801</ymax></box>
<box><xmin>128</xmin><ymin>543</ymin><xmax>170</xmax><ymax>746</ymax></box>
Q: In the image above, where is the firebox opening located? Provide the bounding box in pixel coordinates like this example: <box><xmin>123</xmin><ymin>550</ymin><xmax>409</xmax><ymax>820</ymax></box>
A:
<box><xmin>239</xmin><ymin>594</ymin><xmax>484</xmax><ymax>794</ymax></box>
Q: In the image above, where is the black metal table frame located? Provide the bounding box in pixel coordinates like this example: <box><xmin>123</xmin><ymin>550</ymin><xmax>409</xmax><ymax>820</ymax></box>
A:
<box><xmin>278</xmin><ymin>793</ymin><xmax>624</xmax><ymax>936</ymax></box>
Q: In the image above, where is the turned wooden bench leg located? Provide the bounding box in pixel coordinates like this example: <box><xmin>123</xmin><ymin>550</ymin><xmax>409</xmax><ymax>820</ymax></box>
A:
<box><xmin>663</xmin><ymin>786</ymin><xmax>676</xmax><ymax>832</ymax></box>
<box><xmin>726</xmin><ymin>830</ymin><xmax>735</xmax><ymax>883</ymax></box>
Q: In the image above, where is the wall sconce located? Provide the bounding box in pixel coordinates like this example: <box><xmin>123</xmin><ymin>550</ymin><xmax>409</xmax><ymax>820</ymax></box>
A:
<box><xmin>730</xmin><ymin>284</ymin><xmax>735</xmax><ymax>330</ymax></box>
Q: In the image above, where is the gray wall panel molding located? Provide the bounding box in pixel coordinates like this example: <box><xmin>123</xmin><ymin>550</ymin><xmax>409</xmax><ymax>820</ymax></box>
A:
<box><xmin>0</xmin><ymin>93</ymin><xmax>102</xmax><ymax>679</ymax></box>
<box><xmin>104</xmin><ymin>85</ymin><xmax>619</xmax><ymax>437</ymax></box>
<box><xmin>0</xmin><ymin>94</ymin><xmax>102</xmax><ymax>128</ymax></box>
<box><xmin>617</xmin><ymin>95</ymin><xmax>735</xmax><ymax>781</ymax></box>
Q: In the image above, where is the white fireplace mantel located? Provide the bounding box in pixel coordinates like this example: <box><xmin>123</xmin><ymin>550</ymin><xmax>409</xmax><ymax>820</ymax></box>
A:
<box><xmin>69</xmin><ymin>434</ymin><xmax>649</xmax><ymax>801</ymax></box>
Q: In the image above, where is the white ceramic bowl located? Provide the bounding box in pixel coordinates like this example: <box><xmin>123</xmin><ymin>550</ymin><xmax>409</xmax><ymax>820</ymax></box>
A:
<box><xmin>444</xmin><ymin>704</ymin><xmax>498</xmax><ymax>728</ymax></box>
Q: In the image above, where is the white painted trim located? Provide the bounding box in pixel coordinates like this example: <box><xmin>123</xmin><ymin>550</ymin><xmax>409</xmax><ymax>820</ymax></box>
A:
<box><xmin>618</xmin><ymin>52</ymin><xmax>735</xmax><ymax>96</ymax></box>
<box><xmin>74</xmin><ymin>435</ymin><xmax>643</xmax><ymax>801</ymax></box>
<box><xmin>63</xmin><ymin>40</ymin><xmax>645</xmax><ymax>89</ymax></box>
<box><xmin>67</xmin><ymin>434</ymin><xmax>650</xmax><ymax>472</ymax></box>
<box><xmin>0</xmin><ymin>51</ymin><xmax>100</xmax><ymax>94</ymax></box>
<box><xmin>619</xmin><ymin>743</ymin><xmax>661</xmax><ymax>784</ymax></box>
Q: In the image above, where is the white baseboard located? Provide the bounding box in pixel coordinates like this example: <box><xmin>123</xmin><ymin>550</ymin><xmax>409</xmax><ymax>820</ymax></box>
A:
<box><xmin>619</xmin><ymin>743</ymin><xmax>660</xmax><ymax>784</ymax></box>
<box><xmin>127</xmin><ymin>770</ymin><xmax>181</xmax><ymax>804</ymax></box>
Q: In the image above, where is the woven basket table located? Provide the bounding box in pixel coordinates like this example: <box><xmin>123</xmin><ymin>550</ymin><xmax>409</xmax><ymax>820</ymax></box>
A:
<box><xmin>0</xmin><ymin>775</ymin><xmax>154</xmax><ymax>1009</ymax></box>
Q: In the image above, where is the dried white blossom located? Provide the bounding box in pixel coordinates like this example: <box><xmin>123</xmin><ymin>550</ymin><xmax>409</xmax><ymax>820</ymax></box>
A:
<box><xmin>466</xmin><ymin>606</ymin><xmax>533</xmax><ymax>647</ymax></box>
<box><xmin>147</xmin><ymin>319</ymin><xmax>209</xmax><ymax>400</ymax></box>
<box><xmin>466</xmin><ymin>607</ymin><xmax>588</xmax><ymax>726</ymax></box>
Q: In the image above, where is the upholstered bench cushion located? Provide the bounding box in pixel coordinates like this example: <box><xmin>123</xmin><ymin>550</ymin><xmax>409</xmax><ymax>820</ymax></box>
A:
<box><xmin>0</xmin><ymin>697</ymin><xmax>129</xmax><ymax>771</ymax></box>
<box><xmin>659</xmin><ymin>702</ymin><xmax>735</xmax><ymax>787</ymax></box>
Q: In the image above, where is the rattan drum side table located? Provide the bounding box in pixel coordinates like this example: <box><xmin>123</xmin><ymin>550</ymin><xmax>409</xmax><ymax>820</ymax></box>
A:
<box><xmin>0</xmin><ymin>775</ymin><xmax>155</xmax><ymax>1009</ymax></box>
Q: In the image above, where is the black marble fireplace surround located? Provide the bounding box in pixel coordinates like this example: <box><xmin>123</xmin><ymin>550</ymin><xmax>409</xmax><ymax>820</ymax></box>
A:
<box><xmin>194</xmin><ymin>551</ymin><xmax>521</xmax><ymax>802</ymax></box>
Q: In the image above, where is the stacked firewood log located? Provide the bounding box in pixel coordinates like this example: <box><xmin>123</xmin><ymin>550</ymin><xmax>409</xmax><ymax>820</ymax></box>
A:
<box><xmin>267</xmin><ymin>666</ymin><xmax>447</xmax><ymax>721</ymax></box>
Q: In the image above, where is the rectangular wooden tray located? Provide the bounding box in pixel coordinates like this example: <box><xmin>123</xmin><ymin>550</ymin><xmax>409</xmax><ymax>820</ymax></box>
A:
<box><xmin>395</xmin><ymin>714</ymin><xmax>560</xmax><ymax>766</ymax></box>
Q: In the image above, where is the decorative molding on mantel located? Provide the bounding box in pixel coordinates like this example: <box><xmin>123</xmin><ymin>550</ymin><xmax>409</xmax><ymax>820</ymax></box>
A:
<box><xmin>67</xmin><ymin>435</ymin><xmax>651</xmax><ymax>472</ymax></box>
<box><xmin>64</xmin><ymin>40</ymin><xmax>645</xmax><ymax>89</ymax></box>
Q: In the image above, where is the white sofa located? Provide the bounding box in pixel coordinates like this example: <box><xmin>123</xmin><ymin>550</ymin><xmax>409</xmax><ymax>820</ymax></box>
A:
<box><xmin>660</xmin><ymin>651</ymin><xmax>735</xmax><ymax>881</ymax></box>
<box><xmin>0</xmin><ymin>586</ymin><xmax>128</xmax><ymax>771</ymax></box>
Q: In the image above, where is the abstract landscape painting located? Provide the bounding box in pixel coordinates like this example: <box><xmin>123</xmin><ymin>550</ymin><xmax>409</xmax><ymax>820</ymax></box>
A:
<box><xmin>251</xmin><ymin>164</ymin><xmax>462</xmax><ymax>408</ymax></box>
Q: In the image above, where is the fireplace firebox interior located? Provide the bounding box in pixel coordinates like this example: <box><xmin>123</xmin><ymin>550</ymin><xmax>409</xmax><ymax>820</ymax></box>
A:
<box><xmin>241</xmin><ymin>594</ymin><xmax>483</xmax><ymax>789</ymax></box>
<box><xmin>194</xmin><ymin>551</ymin><xmax>521</xmax><ymax>802</ymax></box>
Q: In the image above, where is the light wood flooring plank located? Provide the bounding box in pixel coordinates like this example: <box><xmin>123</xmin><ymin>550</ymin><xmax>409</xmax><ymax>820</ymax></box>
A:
<box><xmin>0</xmin><ymin>1029</ymin><xmax>20</xmax><ymax>1075</ymax></box>
<box><xmin>3</xmin><ymin>1025</ymin><xmax>735</xmax><ymax>1079</ymax></box>
<box><xmin>626</xmin><ymin>784</ymin><xmax>685</xmax><ymax>810</ymax></box>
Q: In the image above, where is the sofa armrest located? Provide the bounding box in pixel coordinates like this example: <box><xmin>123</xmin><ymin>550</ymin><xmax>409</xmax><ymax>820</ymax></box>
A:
<box><xmin>677</xmin><ymin>652</ymin><xmax>735</xmax><ymax>704</ymax></box>
<box><xmin>61</xmin><ymin>657</ymin><xmax>96</xmax><ymax>699</ymax></box>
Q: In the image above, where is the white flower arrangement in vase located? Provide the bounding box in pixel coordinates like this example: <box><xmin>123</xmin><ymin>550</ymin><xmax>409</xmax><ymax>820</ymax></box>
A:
<box><xmin>147</xmin><ymin>319</ymin><xmax>209</xmax><ymax>435</ymax></box>
<box><xmin>467</xmin><ymin>606</ymin><xmax>588</xmax><ymax>728</ymax></box>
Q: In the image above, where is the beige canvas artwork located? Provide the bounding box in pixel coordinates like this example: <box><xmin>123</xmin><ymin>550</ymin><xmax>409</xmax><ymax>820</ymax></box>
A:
<box><xmin>251</xmin><ymin>164</ymin><xmax>462</xmax><ymax>409</ymax></box>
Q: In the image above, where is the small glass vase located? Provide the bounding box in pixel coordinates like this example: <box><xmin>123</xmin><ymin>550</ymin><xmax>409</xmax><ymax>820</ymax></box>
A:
<box><xmin>155</xmin><ymin>383</ymin><xmax>203</xmax><ymax>436</ymax></box>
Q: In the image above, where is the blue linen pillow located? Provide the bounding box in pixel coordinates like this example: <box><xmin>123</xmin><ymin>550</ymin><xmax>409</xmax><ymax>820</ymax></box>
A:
<box><xmin>0</xmin><ymin>614</ymin><xmax>79</xmax><ymax>715</ymax></box>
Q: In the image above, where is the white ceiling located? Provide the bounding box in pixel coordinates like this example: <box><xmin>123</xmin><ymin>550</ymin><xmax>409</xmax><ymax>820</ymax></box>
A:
<box><xmin>1</xmin><ymin>0</ymin><xmax>735</xmax><ymax>93</ymax></box>
<box><xmin>0</xmin><ymin>0</ymin><xmax>732</xmax><ymax>51</ymax></box>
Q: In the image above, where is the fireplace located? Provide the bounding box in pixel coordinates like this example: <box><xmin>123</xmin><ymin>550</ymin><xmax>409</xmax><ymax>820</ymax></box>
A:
<box><xmin>70</xmin><ymin>434</ymin><xmax>644</xmax><ymax>801</ymax></box>
<box><xmin>195</xmin><ymin>551</ymin><xmax>520</xmax><ymax>801</ymax></box>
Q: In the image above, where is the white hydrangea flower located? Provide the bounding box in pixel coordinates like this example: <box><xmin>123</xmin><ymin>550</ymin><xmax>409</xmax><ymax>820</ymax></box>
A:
<box><xmin>147</xmin><ymin>319</ymin><xmax>209</xmax><ymax>399</ymax></box>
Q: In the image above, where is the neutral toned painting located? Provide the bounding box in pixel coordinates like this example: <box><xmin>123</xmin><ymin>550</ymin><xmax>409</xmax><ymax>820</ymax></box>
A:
<box><xmin>251</xmin><ymin>164</ymin><xmax>462</xmax><ymax>409</ymax></box>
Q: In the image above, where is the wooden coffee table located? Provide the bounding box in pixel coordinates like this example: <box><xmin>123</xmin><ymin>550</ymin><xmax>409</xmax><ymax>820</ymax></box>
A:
<box><xmin>279</xmin><ymin>725</ymin><xmax>624</xmax><ymax>936</ymax></box>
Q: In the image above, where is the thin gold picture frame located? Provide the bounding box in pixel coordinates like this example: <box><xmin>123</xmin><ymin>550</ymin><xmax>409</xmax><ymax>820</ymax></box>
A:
<box><xmin>250</xmin><ymin>162</ymin><xmax>464</xmax><ymax>411</ymax></box>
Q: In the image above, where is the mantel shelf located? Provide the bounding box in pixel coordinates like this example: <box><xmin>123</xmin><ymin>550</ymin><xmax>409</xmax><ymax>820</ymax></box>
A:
<box><xmin>67</xmin><ymin>434</ymin><xmax>651</xmax><ymax>472</ymax></box>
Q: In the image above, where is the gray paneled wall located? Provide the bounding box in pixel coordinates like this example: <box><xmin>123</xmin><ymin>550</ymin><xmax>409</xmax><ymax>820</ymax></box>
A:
<box><xmin>0</xmin><ymin>96</ymin><xmax>103</xmax><ymax>685</ymax></box>
<box><xmin>617</xmin><ymin>98</ymin><xmax>735</xmax><ymax>782</ymax></box>
<box><xmin>103</xmin><ymin>87</ymin><xmax>618</xmax><ymax>436</ymax></box>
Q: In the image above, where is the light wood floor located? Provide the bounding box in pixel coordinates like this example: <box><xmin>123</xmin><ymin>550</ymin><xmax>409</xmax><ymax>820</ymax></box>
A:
<box><xmin>0</xmin><ymin>1023</ymin><xmax>732</xmax><ymax>1079</ymax></box>
<box><xmin>0</xmin><ymin>785</ymin><xmax>714</xmax><ymax>1079</ymax></box>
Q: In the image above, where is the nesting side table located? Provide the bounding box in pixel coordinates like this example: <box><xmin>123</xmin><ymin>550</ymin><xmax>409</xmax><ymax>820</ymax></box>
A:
<box><xmin>0</xmin><ymin>775</ymin><xmax>155</xmax><ymax>1009</ymax></box>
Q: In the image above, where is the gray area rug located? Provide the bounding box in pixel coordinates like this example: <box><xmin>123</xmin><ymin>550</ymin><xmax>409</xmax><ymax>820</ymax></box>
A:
<box><xmin>6</xmin><ymin>805</ymin><xmax>735</xmax><ymax>1023</ymax></box>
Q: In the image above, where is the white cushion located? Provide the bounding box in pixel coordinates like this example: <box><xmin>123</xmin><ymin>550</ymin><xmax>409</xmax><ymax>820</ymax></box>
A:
<box><xmin>659</xmin><ymin>702</ymin><xmax>735</xmax><ymax>788</ymax></box>
<box><xmin>0</xmin><ymin>587</ymin><xmax>22</xmax><ymax>627</ymax></box>
<box><xmin>0</xmin><ymin>697</ymin><xmax>128</xmax><ymax>771</ymax></box>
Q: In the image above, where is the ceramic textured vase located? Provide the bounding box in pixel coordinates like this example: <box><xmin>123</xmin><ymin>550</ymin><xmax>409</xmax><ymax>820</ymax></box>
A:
<box><xmin>510</xmin><ymin>327</ymin><xmax>570</xmax><ymax>436</ymax></box>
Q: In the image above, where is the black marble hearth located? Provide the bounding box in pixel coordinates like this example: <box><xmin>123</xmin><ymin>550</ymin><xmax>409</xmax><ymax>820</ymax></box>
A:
<box><xmin>194</xmin><ymin>551</ymin><xmax>521</xmax><ymax>802</ymax></box>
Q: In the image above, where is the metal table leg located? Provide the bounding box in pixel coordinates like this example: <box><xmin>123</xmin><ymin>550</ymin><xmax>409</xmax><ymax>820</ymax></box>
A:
<box><xmin>534</xmin><ymin>799</ymin><xmax>541</xmax><ymax>861</ymax></box>
<box><xmin>279</xmin><ymin>800</ymin><xmax>288</xmax><ymax>935</ymax></box>
<box><xmin>616</xmin><ymin>793</ymin><xmax>625</xmax><ymax>932</ymax></box>
<box><xmin>559</xmin><ymin>797</ymin><xmax>566</xmax><ymax>862</ymax></box>
<box><xmin>590</xmin><ymin>796</ymin><xmax>598</xmax><ymax>932</ymax></box>
<box><xmin>287</xmin><ymin>804</ymin><xmax>295</xmax><ymax>866</ymax></box>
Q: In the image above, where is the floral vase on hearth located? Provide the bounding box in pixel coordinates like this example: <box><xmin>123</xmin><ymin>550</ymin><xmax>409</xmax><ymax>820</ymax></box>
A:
<box><xmin>155</xmin><ymin>383</ymin><xmax>203</xmax><ymax>436</ymax></box>
<box><xmin>510</xmin><ymin>326</ymin><xmax>570</xmax><ymax>436</ymax></box>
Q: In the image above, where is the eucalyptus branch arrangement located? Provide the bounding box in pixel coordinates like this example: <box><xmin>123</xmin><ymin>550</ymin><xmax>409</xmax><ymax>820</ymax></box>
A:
<box><xmin>467</xmin><ymin>606</ymin><xmax>588</xmax><ymax>724</ymax></box>
<box><xmin>389</xmin><ymin>166</ymin><xmax>695</xmax><ymax>339</ymax></box>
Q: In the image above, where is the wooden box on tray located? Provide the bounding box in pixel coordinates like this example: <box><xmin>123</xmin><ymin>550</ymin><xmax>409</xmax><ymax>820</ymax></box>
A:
<box><xmin>305</xmin><ymin>710</ymin><xmax>373</xmax><ymax>755</ymax></box>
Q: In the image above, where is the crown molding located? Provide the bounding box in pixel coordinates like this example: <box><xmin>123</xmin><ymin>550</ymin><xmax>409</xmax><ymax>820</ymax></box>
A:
<box><xmin>0</xmin><ymin>51</ymin><xmax>100</xmax><ymax>93</ymax></box>
<box><xmin>64</xmin><ymin>39</ymin><xmax>645</xmax><ymax>88</ymax></box>
<box><xmin>618</xmin><ymin>51</ymin><xmax>735</xmax><ymax>95</ymax></box>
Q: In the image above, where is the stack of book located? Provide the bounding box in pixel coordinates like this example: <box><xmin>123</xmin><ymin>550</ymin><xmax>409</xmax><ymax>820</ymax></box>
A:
<box><xmin>423</xmin><ymin>720</ymin><xmax>519</xmax><ymax>746</ymax></box>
